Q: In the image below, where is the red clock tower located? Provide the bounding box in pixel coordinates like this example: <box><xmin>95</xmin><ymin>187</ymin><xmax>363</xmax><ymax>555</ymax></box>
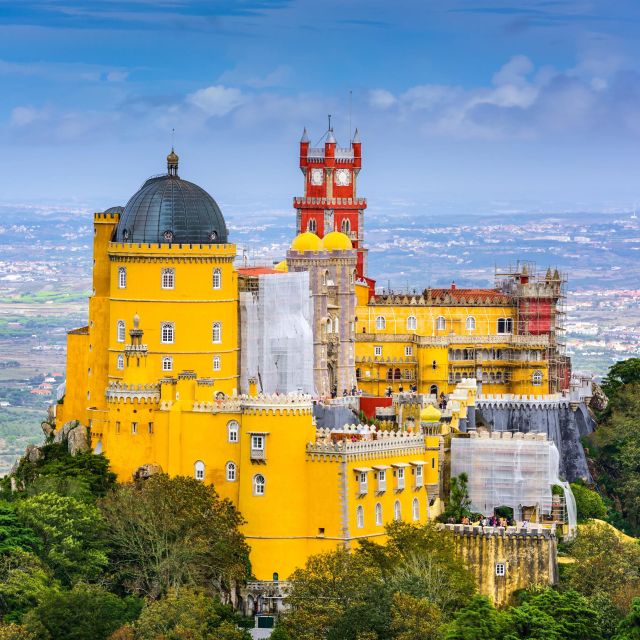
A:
<box><xmin>294</xmin><ymin>124</ymin><xmax>369</xmax><ymax>278</ymax></box>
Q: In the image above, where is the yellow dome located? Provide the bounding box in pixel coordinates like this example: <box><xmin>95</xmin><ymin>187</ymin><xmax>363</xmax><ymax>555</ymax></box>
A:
<box><xmin>420</xmin><ymin>404</ymin><xmax>442</xmax><ymax>422</ymax></box>
<box><xmin>290</xmin><ymin>232</ymin><xmax>322</xmax><ymax>252</ymax></box>
<box><xmin>274</xmin><ymin>260</ymin><xmax>288</xmax><ymax>272</ymax></box>
<box><xmin>322</xmin><ymin>231</ymin><xmax>353</xmax><ymax>251</ymax></box>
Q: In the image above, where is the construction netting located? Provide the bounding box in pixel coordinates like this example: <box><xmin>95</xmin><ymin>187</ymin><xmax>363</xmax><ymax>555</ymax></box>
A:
<box><xmin>239</xmin><ymin>271</ymin><xmax>315</xmax><ymax>395</ymax></box>
<box><xmin>451</xmin><ymin>431</ymin><xmax>576</xmax><ymax>534</ymax></box>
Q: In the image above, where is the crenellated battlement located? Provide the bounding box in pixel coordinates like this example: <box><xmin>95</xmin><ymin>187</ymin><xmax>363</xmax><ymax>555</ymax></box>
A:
<box><xmin>108</xmin><ymin>242</ymin><xmax>236</xmax><ymax>260</ymax></box>
<box><xmin>477</xmin><ymin>393</ymin><xmax>571</xmax><ymax>409</ymax></box>
<box><xmin>442</xmin><ymin>522</ymin><xmax>556</xmax><ymax>539</ymax></box>
<box><xmin>106</xmin><ymin>382</ymin><xmax>160</xmax><ymax>403</ymax></box>
<box><xmin>188</xmin><ymin>393</ymin><xmax>314</xmax><ymax>416</ymax></box>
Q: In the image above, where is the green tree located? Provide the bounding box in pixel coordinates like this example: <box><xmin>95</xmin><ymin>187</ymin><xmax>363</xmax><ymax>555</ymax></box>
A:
<box><xmin>602</xmin><ymin>359</ymin><xmax>640</xmax><ymax>408</ymax></box>
<box><xmin>99</xmin><ymin>475</ymin><xmax>250</xmax><ymax>599</ymax></box>
<box><xmin>0</xmin><ymin>504</ymin><xmax>39</xmax><ymax>555</ymax></box>
<box><xmin>15</xmin><ymin>493</ymin><xmax>108</xmax><ymax>585</ymax></box>
<box><xmin>133</xmin><ymin>589</ymin><xmax>250</xmax><ymax>640</ymax></box>
<box><xmin>443</xmin><ymin>595</ymin><xmax>511</xmax><ymax>640</ymax></box>
<box><xmin>0</xmin><ymin>624</ymin><xmax>36</xmax><ymax>640</ymax></box>
<box><xmin>439</xmin><ymin>473</ymin><xmax>472</xmax><ymax>523</ymax></box>
<box><xmin>562</xmin><ymin>522</ymin><xmax>640</xmax><ymax>612</ymax></box>
<box><xmin>571</xmin><ymin>482</ymin><xmax>608</xmax><ymax>522</ymax></box>
<box><xmin>389</xmin><ymin>592</ymin><xmax>442</xmax><ymax>640</ymax></box>
<box><xmin>23</xmin><ymin>584</ymin><xmax>140</xmax><ymax>640</ymax></box>
<box><xmin>614</xmin><ymin>597</ymin><xmax>640</xmax><ymax>639</ymax></box>
<box><xmin>0</xmin><ymin>551</ymin><xmax>52</xmax><ymax>623</ymax></box>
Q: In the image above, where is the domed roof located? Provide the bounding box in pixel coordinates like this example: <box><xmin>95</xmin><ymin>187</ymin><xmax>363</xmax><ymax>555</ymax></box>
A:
<box><xmin>105</xmin><ymin>206</ymin><xmax>124</xmax><ymax>214</ymax></box>
<box><xmin>274</xmin><ymin>260</ymin><xmax>288</xmax><ymax>272</ymax></box>
<box><xmin>322</xmin><ymin>231</ymin><xmax>353</xmax><ymax>251</ymax></box>
<box><xmin>290</xmin><ymin>232</ymin><xmax>322</xmax><ymax>252</ymax></box>
<box><xmin>420</xmin><ymin>404</ymin><xmax>442</xmax><ymax>422</ymax></box>
<box><xmin>114</xmin><ymin>150</ymin><xmax>228</xmax><ymax>245</ymax></box>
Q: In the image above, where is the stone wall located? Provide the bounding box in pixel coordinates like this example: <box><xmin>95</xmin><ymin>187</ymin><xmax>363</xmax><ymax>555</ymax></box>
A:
<box><xmin>476</xmin><ymin>401</ymin><xmax>595</xmax><ymax>481</ymax></box>
<box><xmin>446</xmin><ymin>524</ymin><xmax>558</xmax><ymax>607</ymax></box>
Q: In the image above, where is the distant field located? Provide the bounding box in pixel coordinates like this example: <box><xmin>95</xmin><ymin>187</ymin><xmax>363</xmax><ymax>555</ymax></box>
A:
<box><xmin>0</xmin><ymin>407</ymin><xmax>44</xmax><ymax>475</ymax></box>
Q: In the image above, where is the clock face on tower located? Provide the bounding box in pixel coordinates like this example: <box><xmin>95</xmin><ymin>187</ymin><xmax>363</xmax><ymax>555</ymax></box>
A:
<box><xmin>335</xmin><ymin>168</ymin><xmax>351</xmax><ymax>186</ymax></box>
<box><xmin>310</xmin><ymin>168</ymin><xmax>324</xmax><ymax>186</ymax></box>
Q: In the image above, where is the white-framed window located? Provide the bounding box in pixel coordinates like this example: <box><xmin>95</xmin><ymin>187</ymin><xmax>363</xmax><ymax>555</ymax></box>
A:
<box><xmin>116</xmin><ymin>354</ymin><xmax>124</xmax><ymax>370</ymax></box>
<box><xmin>307</xmin><ymin>218</ymin><xmax>317</xmax><ymax>233</ymax></box>
<box><xmin>118</xmin><ymin>267</ymin><xmax>127</xmax><ymax>289</ymax></box>
<box><xmin>212</xmin><ymin>268</ymin><xmax>222</xmax><ymax>290</ymax></box>
<box><xmin>436</xmin><ymin>316</ymin><xmax>446</xmax><ymax>331</ymax></box>
<box><xmin>252</xmin><ymin>435</ymin><xmax>264</xmax><ymax>450</ymax></box>
<box><xmin>466</xmin><ymin>316</ymin><xmax>476</xmax><ymax>331</ymax></box>
<box><xmin>374</xmin><ymin>346</ymin><xmax>382</xmax><ymax>357</ymax></box>
<box><xmin>375</xmin><ymin>316</ymin><xmax>386</xmax><ymax>330</ymax></box>
<box><xmin>161</xmin><ymin>322</ymin><xmax>174</xmax><ymax>344</ymax></box>
<box><xmin>394</xmin><ymin>500</ymin><xmax>401</xmax><ymax>521</ymax></box>
<box><xmin>131</xmin><ymin>422</ymin><xmax>137</xmax><ymax>435</ymax></box>
<box><xmin>375</xmin><ymin>502</ymin><xmax>383</xmax><ymax>526</ymax></box>
<box><xmin>226</xmin><ymin>461</ymin><xmax>236</xmax><ymax>482</ymax></box>
<box><xmin>341</xmin><ymin>218</ymin><xmax>351</xmax><ymax>234</ymax></box>
<box><xmin>117</xmin><ymin>320</ymin><xmax>126</xmax><ymax>343</ymax></box>
<box><xmin>377</xmin><ymin>470</ymin><xmax>387</xmax><ymax>492</ymax></box>
<box><xmin>356</xmin><ymin>505</ymin><xmax>364</xmax><ymax>529</ymax></box>
<box><xmin>412</xmin><ymin>497</ymin><xmax>420</xmax><ymax>521</ymax></box>
<box><xmin>414</xmin><ymin>465</ymin><xmax>424</xmax><ymax>488</ymax></box>
<box><xmin>213</xmin><ymin>355</ymin><xmax>221</xmax><ymax>371</ymax></box>
<box><xmin>212</xmin><ymin>322</ymin><xmax>222</xmax><ymax>344</ymax></box>
<box><xmin>253</xmin><ymin>474</ymin><xmax>265</xmax><ymax>496</ymax></box>
<box><xmin>497</xmin><ymin>318</ymin><xmax>513</xmax><ymax>334</ymax></box>
<box><xmin>228</xmin><ymin>421</ymin><xmax>239</xmax><ymax>443</ymax></box>
<box><xmin>194</xmin><ymin>460</ymin><xmax>205</xmax><ymax>481</ymax></box>
<box><xmin>405</xmin><ymin>346</ymin><xmax>413</xmax><ymax>357</ymax></box>
<box><xmin>162</xmin><ymin>356</ymin><xmax>173</xmax><ymax>372</ymax></box>
<box><xmin>161</xmin><ymin>268</ymin><xmax>175</xmax><ymax>289</ymax></box>
<box><xmin>533</xmin><ymin>370</ymin><xmax>543</xmax><ymax>386</ymax></box>
<box><xmin>407</xmin><ymin>316</ymin><xmax>417</xmax><ymax>330</ymax></box>
<box><xmin>496</xmin><ymin>562</ymin><xmax>506</xmax><ymax>577</ymax></box>
<box><xmin>396</xmin><ymin>467</ymin><xmax>405</xmax><ymax>490</ymax></box>
<box><xmin>358</xmin><ymin>471</ymin><xmax>368</xmax><ymax>495</ymax></box>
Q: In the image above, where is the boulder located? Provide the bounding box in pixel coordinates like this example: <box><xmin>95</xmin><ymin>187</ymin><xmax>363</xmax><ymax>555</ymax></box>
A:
<box><xmin>54</xmin><ymin>421</ymin><xmax>80</xmax><ymax>444</ymax></box>
<box><xmin>133</xmin><ymin>464</ymin><xmax>163</xmax><ymax>481</ymax></box>
<box><xmin>41</xmin><ymin>421</ymin><xmax>54</xmax><ymax>438</ymax></box>
<box><xmin>24</xmin><ymin>444</ymin><xmax>43</xmax><ymax>464</ymax></box>
<box><xmin>589</xmin><ymin>382</ymin><xmax>608</xmax><ymax>413</ymax></box>
<box><xmin>66</xmin><ymin>425</ymin><xmax>90</xmax><ymax>456</ymax></box>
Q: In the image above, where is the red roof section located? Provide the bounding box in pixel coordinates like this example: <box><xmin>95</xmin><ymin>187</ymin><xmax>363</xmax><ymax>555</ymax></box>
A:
<box><xmin>237</xmin><ymin>267</ymin><xmax>281</xmax><ymax>276</ymax></box>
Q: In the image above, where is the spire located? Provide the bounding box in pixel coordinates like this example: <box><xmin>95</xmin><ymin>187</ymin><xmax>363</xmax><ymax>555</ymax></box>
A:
<box><xmin>352</xmin><ymin>128</ymin><xmax>360</xmax><ymax>143</ymax></box>
<box><xmin>300</xmin><ymin>128</ymin><xmax>309</xmax><ymax>143</ymax></box>
<box><xmin>167</xmin><ymin>147</ymin><xmax>179</xmax><ymax>177</ymax></box>
<box><xmin>326</xmin><ymin>114</ymin><xmax>336</xmax><ymax>143</ymax></box>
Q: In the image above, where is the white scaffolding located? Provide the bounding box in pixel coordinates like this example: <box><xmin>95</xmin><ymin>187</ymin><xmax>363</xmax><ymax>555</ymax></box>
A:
<box><xmin>451</xmin><ymin>431</ymin><xmax>576</xmax><ymax>534</ymax></box>
<box><xmin>239</xmin><ymin>272</ymin><xmax>315</xmax><ymax>395</ymax></box>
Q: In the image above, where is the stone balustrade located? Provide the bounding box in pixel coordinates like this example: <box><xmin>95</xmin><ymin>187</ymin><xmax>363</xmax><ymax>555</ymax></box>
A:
<box><xmin>106</xmin><ymin>382</ymin><xmax>160</xmax><ymax>403</ymax></box>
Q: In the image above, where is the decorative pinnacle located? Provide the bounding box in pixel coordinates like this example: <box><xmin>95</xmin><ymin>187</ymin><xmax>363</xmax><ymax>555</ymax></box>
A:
<box><xmin>167</xmin><ymin>147</ymin><xmax>179</xmax><ymax>176</ymax></box>
<box><xmin>300</xmin><ymin>127</ymin><xmax>309</xmax><ymax>143</ymax></box>
<box><xmin>352</xmin><ymin>127</ymin><xmax>360</xmax><ymax>143</ymax></box>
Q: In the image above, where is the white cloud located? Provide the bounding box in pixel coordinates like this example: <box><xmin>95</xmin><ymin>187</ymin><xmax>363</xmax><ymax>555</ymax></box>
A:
<box><xmin>10</xmin><ymin>106</ymin><xmax>45</xmax><ymax>127</ymax></box>
<box><xmin>369</xmin><ymin>88</ymin><xmax>397</xmax><ymax>109</ymax></box>
<box><xmin>187</xmin><ymin>85</ymin><xmax>245</xmax><ymax>117</ymax></box>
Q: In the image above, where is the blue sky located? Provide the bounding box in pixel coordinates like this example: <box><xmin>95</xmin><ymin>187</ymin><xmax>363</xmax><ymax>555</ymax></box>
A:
<box><xmin>2</xmin><ymin>0</ymin><xmax>640</xmax><ymax>216</ymax></box>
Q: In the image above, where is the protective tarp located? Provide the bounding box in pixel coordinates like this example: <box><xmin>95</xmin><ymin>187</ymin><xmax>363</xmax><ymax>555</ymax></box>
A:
<box><xmin>240</xmin><ymin>271</ymin><xmax>315</xmax><ymax>395</ymax></box>
<box><xmin>451</xmin><ymin>431</ymin><xmax>576</xmax><ymax>535</ymax></box>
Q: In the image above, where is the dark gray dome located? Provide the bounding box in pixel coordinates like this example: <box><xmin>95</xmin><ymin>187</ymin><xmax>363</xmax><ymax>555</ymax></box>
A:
<box><xmin>105</xmin><ymin>206</ymin><xmax>124</xmax><ymax>214</ymax></box>
<box><xmin>114</xmin><ymin>152</ymin><xmax>228</xmax><ymax>245</ymax></box>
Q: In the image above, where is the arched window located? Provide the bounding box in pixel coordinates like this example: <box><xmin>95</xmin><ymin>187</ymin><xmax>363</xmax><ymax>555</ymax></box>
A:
<box><xmin>387</xmin><ymin>368</ymin><xmax>394</xmax><ymax>381</ymax></box>
<box><xmin>326</xmin><ymin>318</ymin><xmax>332</xmax><ymax>334</ymax></box>
<box><xmin>333</xmin><ymin>317</ymin><xmax>339</xmax><ymax>333</ymax></box>
<box><xmin>118</xmin><ymin>267</ymin><xmax>126</xmax><ymax>289</ymax></box>
<box><xmin>430</xmin><ymin>384</ymin><xmax>438</xmax><ymax>395</ymax></box>
<box><xmin>407</xmin><ymin>316</ymin><xmax>417</xmax><ymax>330</ymax></box>
<box><xmin>227</xmin><ymin>420</ymin><xmax>239</xmax><ymax>443</ymax></box>
<box><xmin>212</xmin><ymin>268</ymin><xmax>221</xmax><ymax>290</ymax></box>
<box><xmin>375</xmin><ymin>316</ymin><xmax>386</xmax><ymax>330</ymax></box>
<box><xmin>466</xmin><ymin>316</ymin><xmax>476</xmax><ymax>331</ymax></box>
<box><xmin>162</xmin><ymin>356</ymin><xmax>172</xmax><ymax>372</ymax></box>
<box><xmin>436</xmin><ymin>316</ymin><xmax>446</xmax><ymax>331</ymax></box>
<box><xmin>116</xmin><ymin>354</ymin><xmax>124</xmax><ymax>370</ymax></box>
<box><xmin>161</xmin><ymin>268</ymin><xmax>175</xmax><ymax>290</ymax></box>
<box><xmin>253</xmin><ymin>474</ymin><xmax>265</xmax><ymax>496</ymax></box>
<box><xmin>356</xmin><ymin>368</ymin><xmax>362</xmax><ymax>380</ymax></box>
<box><xmin>322</xmin><ymin>270</ymin><xmax>328</xmax><ymax>286</ymax></box>
<box><xmin>226</xmin><ymin>462</ymin><xmax>236</xmax><ymax>482</ymax></box>
<box><xmin>194</xmin><ymin>460</ymin><xmax>205</xmax><ymax>481</ymax></box>
<box><xmin>213</xmin><ymin>355</ymin><xmax>221</xmax><ymax>371</ymax></box>
<box><xmin>356</xmin><ymin>505</ymin><xmax>364</xmax><ymax>529</ymax></box>
<box><xmin>117</xmin><ymin>320</ymin><xmax>125</xmax><ymax>343</ymax></box>
<box><xmin>412</xmin><ymin>497</ymin><xmax>420</xmax><ymax>521</ymax></box>
<box><xmin>394</xmin><ymin>368</ymin><xmax>401</xmax><ymax>380</ymax></box>
<box><xmin>341</xmin><ymin>218</ymin><xmax>351</xmax><ymax>234</ymax></box>
<box><xmin>212</xmin><ymin>322</ymin><xmax>222</xmax><ymax>344</ymax></box>
<box><xmin>533</xmin><ymin>370</ymin><xmax>543</xmax><ymax>386</ymax></box>
<box><xmin>307</xmin><ymin>218</ymin><xmax>317</xmax><ymax>233</ymax></box>
<box><xmin>161</xmin><ymin>322</ymin><xmax>174</xmax><ymax>344</ymax></box>
<box><xmin>375</xmin><ymin>502</ymin><xmax>383</xmax><ymax>526</ymax></box>
<box><xmin>394</xmin><ymin>500</ymin><xmax>402</xmax><ymax>521</ymax></box>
